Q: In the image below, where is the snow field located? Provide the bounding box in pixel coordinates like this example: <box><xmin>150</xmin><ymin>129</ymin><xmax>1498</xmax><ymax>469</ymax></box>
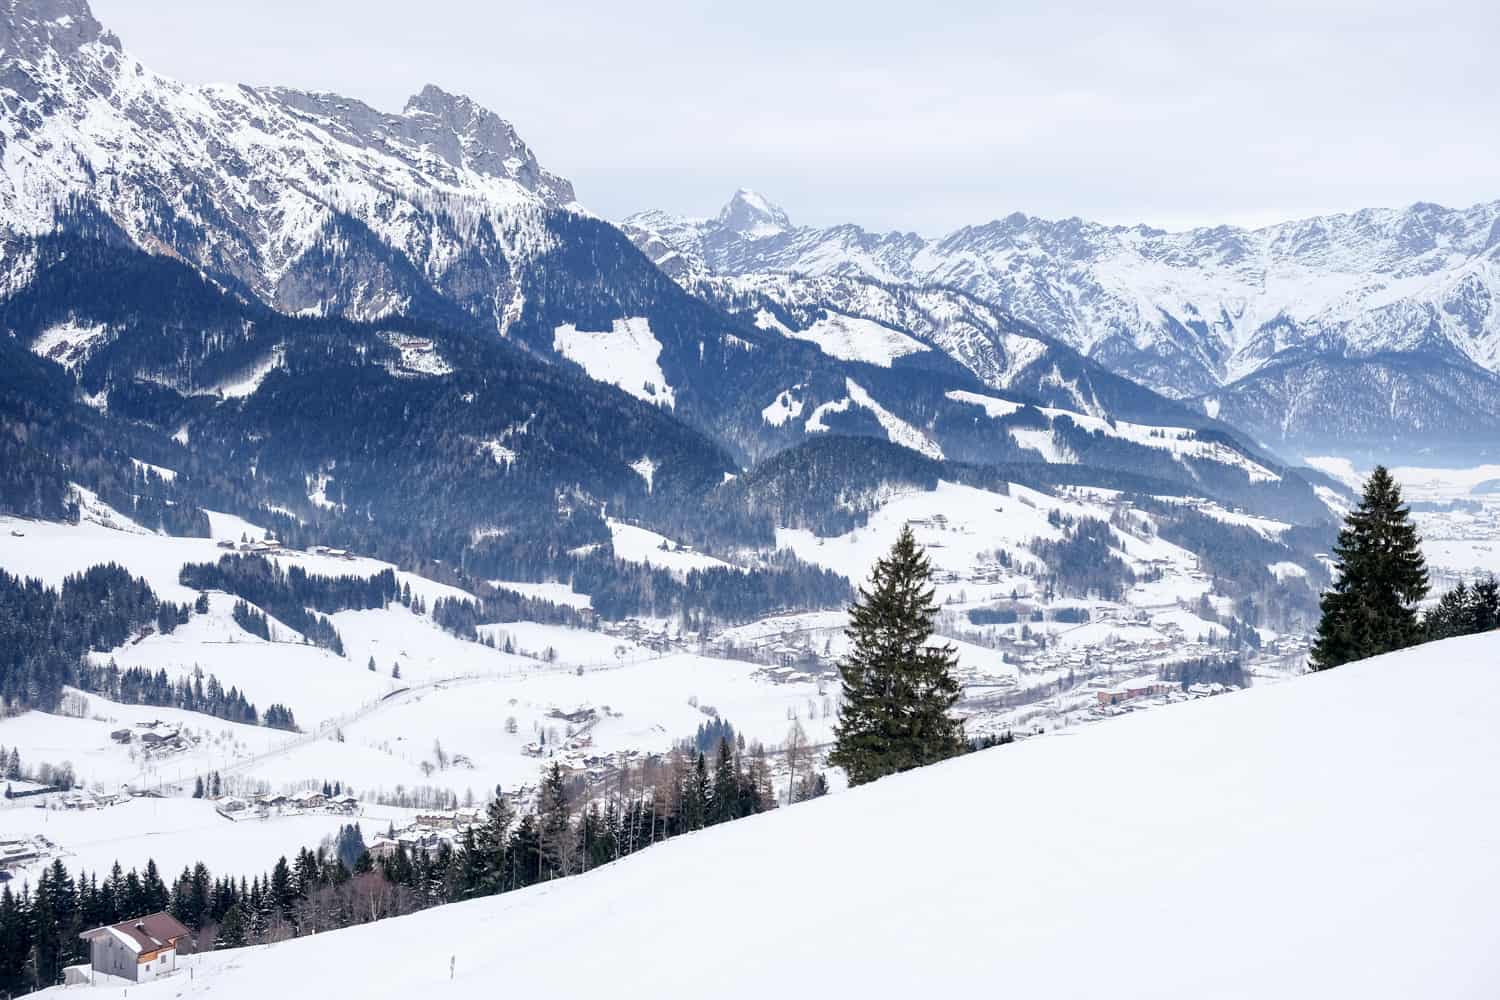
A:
<box><xmin>287</xmin><ymin>652</ymin><xmax>834</xmax><ymax>797</ymax></box>
<box><xmin>33</xmin><ymin>633</ymin><xmax>1500</xmax><ymax>999</ymax></box>
<box><xmin>28</xmin><ymin>321</ymin><xmax>111</xmax><ymax>370</ymax></box>
<box><xmin>0</xmin><ymin>695</ymin><xmax>285</xmax><ymax>793</ymax></box>
<box><xmin>775</xmin><ymin>479</ymin><xmax>1184</xmax><ymax>587</ymax></box>
<box><xmin>485</xmin><ymin>580</ymin><xmax>593</xmax><ymax>610</ymax></box>
<box><xmin>779</xmin><ymin>311</ymin><xmax>930</xmax><ymax>367</ymax></box>
<box><xmin>0</xmin><ymin>797</ymin><xmax>417</xmax><ymax>885</ymax></box>
<box><xmin>761</xmin><ymin>385</ymin><xmax>805</xmax><ymax>427</ymax></box>
<box><xmin>552</xmin><ymin>317</ymin><xmax>676</xmax><ymax>409</ymax></box>
<box><xmin>606</xmin><ymin>519</ymin><xmax>736</xmax><ymax>575</ymax></box>
<box><xmin>0</xmin><ymin>513</ymin><xmax>471</xmax><ymax>609</ymax></box>
<box><xmin>944</xmin><ymin>388</ymin><xmax>1023</xmax><ymax>418</ymax></box>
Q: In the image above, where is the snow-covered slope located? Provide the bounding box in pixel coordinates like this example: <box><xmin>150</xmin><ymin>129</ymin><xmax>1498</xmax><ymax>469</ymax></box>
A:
<box><xmin>37</xmin><ymin>632</ymin><xmax>1500</xmax><ymax>998</ymax></box>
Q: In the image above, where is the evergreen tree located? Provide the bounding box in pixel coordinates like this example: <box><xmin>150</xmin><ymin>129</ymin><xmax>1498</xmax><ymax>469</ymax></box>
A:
<box><xmin>709</xmin><ymin>739</ymin><xmax>738</xmax><ymax>825</ymax></box>
<box><xmin>508</xmin><ymin>813</ymin><xmax>542</xmax><ymax>889</ymax></box>
<box><xmin>1311</xmin><ymin>467</ymin><xmax>1429</xmax><ymax>670</ymax></box>
<box><xmin>217</xmin><ymin>903</ymin><xmax>246</xmax><ymax>949</ymax></box>
<box><xmin>474</xmin><ymin>792</ymin><xmax>514</xmax><ymax>891</ymax></box>
<box><xmin>30</xmin><ymin>869</ymin><xmax>64</xmax><ymax>987</ymax></box>
<box><xmin>143</xmin><ymin>859</ymin><xmax>169</xmax><ymax>912</ymax></box>
<box><xmin>537</xmin><ymin>764</ymin><xmax>570</xmax><ymax>879</ymax></box>
<box><xmin>0</xmin><ymin>886</ymin><xmax>28</xmax><ymax>994</ymax></box>
<box><xmin>1473</xmin><ymin>576</ymin><xmax>1500</xmax><ymax>633</ymax></box>
<box><xmin>681</xmin><ymin>752</ymin><xmax>709</xmax><ymax>832</ymax></box>
<box><xmin>269</xmin><ymin>857</ymin><xmax>295</xmax><ymax>921</ymax></box>
<box><xmin>830</xmin><ymin>525</ymin><xmax>965</xmax><ymax>786</ymax></box>
<box><xmin>1425</xmin><ymin>582</ymin><xmax>1474</xmax><ymax>641</ymax></box>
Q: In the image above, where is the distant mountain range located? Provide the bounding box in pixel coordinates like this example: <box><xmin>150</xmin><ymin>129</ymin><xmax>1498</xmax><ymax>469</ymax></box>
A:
<box><xmin>626</xmin><ymin>190</ymin><xmax>1500</xmax><ymax>458</ymax></box>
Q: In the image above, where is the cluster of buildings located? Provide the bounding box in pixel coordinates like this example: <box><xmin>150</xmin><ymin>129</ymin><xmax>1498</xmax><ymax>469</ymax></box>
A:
<box><xmin>367</xmin><ymin>807</ymin><xmax>488</xmax><ymax>861</ymax></box>
<box><xmin>522</xmin><ymin>707</ymin><xmax>602</xmax><ymax>772</ymax></box>
<box><xmin>1093</xmin><ymin>679</ymin><xmax>1178</xmax><ymax>706</ymax></box>
<box><xmin>1091</xmin><ymin>677</ymin><xmax>1240</xmax><ymax>716</ymax></box>
<box><xmin>0</xmin><ymin>836</ymin><xmax>45</xmax><ymax>879</ymax></box>
<box><xmin>110</xmin><ymin>721</ymin><xmax>193</xmax><ymax>759</ymax></box>
<box><xmin>213</xmin><ymin>537</ymin><xmax>356</xmax><ymax>561</ymax></box>
<box><xmin>48</xmin><ymin>789</ymin><xmax>127</xmax><ymax>811</ymax></box>
<box><xmin>216</xmin><ymin>536</ymin><xmax>284</xmax><ymax>556</ymax></box>
<box><xmin>215</xmin><ymin>789</ymin><xmax>360</xmax><ymax>821</ymax></box>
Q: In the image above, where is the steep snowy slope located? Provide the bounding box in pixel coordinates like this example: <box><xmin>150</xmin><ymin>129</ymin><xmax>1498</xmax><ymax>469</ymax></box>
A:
<box><xmin>37</xmin><ymin>632</ymin><xmax>1500</xmax><ymax>998</ymax></box>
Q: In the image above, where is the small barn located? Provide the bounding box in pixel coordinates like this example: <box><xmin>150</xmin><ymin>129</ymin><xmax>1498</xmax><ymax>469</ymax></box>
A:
<box><xmin>78</xmin><ymin>912</ymin><xmax>191</xmax><ymax>983</ymax></box>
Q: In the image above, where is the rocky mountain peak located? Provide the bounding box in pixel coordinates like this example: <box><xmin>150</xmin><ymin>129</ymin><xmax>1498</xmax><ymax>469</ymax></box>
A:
<box><xmin>0</xmin><ymin>0</ymin><xmax>112</xmax><ymax>54</ymax></box>
<box><xmin>402</xmin><ymin>83</ymin><xmax>481</xmax><ymax>121</ymax></box>
<box><xmin>716</xmin><ymin>189</ymin><xmax>791</xmax><ymax>238</ymax></box>
<box><xmin>402</xmin><ymin>83</ymin><xmax>574</xmax><ymax>205</ymax></box>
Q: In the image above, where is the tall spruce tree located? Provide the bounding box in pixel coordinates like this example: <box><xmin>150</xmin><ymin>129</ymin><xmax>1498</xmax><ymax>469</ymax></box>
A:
<box><xmin>1473</xmin><ymin>576</ymin><xmax>1500</xmax><ymax>633</ymax></box>
<box><xmin>538</xmin><ymin>764</ymin><xmax>571</xmax><ymax>879</ymax></box>
<box><xmin>1311</xmin><ymin>466</ymin><xmax>1429</xmax><ymax>670</ymax></box>
<box><xmin>830</xmin><ymin>525</ymin><xmax>964</xmax><ymax>786</ymax></box>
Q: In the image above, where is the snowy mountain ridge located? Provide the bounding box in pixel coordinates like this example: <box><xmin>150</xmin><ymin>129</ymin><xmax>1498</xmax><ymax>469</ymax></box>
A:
<box><xmin>624</xmin><ymin>191</ymin><xmax>1500</xmax><ymax>402</ymax></box>
<box><xmin>0</xmin><ymin>0</ymin><xmax>576</xmax><ymax>325</ymax></box>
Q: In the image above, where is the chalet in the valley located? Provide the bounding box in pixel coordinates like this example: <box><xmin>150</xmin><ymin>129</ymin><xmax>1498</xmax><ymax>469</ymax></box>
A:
<box><xmin>78</xmin><ymin>912</ymin><xmax>191</xmax><ymax>982</ymax></box>
<box><xmin>288</xmin><ymin>789</ymin><xmax>325</xmax><ymax>810</ymax></box>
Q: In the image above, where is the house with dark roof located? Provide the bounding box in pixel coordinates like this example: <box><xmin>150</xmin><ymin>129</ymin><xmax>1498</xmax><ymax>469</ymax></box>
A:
<box><xmin>79</xmin><ymin>912</ymin><xmax>191</xmax><ymax>982</ymax></box>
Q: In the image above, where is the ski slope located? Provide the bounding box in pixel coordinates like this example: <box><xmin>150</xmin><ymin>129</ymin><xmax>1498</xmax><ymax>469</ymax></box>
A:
<box><xmin>36</xmin><ymin>633</ymin><xmax>1500</xmax><ymax>998</ymax></box>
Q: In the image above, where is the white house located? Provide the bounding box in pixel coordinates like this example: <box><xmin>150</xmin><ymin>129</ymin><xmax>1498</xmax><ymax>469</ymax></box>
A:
<box><xmin>78</xmin><ymin>912</ymin><xmax>191</xmax><ymax>983</ymax></box>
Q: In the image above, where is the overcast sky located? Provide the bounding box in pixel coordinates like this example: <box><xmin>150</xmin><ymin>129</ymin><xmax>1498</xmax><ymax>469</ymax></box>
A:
<box><xmin>92</xmin><ymin>0</ymin><xmax>1499</xmax><ymax>235</ymax></box>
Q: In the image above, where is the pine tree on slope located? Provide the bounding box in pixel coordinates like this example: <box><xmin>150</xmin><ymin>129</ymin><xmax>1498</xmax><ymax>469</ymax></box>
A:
<box><xmin>1311</xmin><ymin>466</ymin><xmax>1429</xmax><ymax>671</ymax></box>
<box><xmin>1424</xmin><ymin>581</ymin><xmax>1473</xmax><ymax>641</ymax></box>
<box><xmin>830</xmin><ymin>525</ymin><xmax>964</xmax><ymax>786</ymax></box>
<box><xmin>1473</xmin><ymin>576</ymin><xmax>1500</xmax><ymax>633</ymax></box>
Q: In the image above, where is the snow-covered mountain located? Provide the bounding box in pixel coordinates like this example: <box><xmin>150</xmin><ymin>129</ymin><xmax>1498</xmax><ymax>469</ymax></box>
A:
<box><xmin>30</xmin><ymin>631</ymin><xmax>1500</xmax><ymax>999</ymax></box>
<box><xmin>0</xmin><ymin>0</ymin><xmax>1348</xmax><ymax>564</ymax></box>
<box><xmin>0</xmin><ymin>0</ymin><xmax>574</xmax><ymax>326</ymax></box>
<box><xmin>626</xmin><ymin>191</ymin><xmax>1500</xmax><ymax>456</ymax></box>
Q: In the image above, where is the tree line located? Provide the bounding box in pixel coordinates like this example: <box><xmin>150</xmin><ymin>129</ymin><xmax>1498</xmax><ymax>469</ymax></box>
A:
<box><xmin>0</xmin><ymin>561</ymin><xmax>302</xmax><ymax>731</ymax></box>
<box><xmin>0</xmin><ymin>565</ymin><xmax>190</xmax><ymax>712</ymax></box>
<box><xmin>180</xmin><ymin>556</ymin><xmax>402</xmax><ymax>655</ymax></box>
<box><xmin>76</xmin><ymin>662</ymin><xmax>266</xmax><ymax>728</ymax></box>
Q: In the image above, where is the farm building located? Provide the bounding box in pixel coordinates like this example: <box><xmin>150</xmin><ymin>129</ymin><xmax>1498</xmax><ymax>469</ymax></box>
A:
<box><xmin>78</xmin><ymin>912</ymin><xmax>192</xmax><ymax>983</ymax></box>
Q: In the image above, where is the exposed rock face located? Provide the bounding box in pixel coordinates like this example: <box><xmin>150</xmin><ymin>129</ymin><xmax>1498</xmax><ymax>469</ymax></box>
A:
<box><xmin>0</xmin><ymin>0</ymin><xmax>576</xmax><ymax>330</ymax></box>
